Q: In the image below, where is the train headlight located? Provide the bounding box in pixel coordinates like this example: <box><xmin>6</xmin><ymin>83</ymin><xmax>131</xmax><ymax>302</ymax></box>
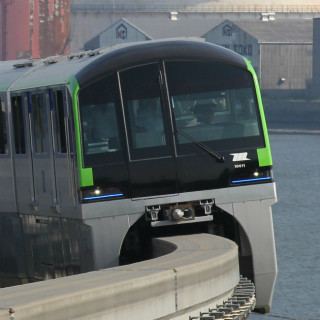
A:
<box><xmin>231</xmin><ymin>168</ymin><xmax>272</xmax><ymax>185</ymax></box>
<box><xmin>81</xmin><ymin>187</ymin><xmax>124</xmax><ymax>201</ymax></box>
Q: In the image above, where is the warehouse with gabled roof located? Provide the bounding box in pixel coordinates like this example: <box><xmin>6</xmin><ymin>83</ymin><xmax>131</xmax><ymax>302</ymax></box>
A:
<box><xmin>204</xmin><ymin>19</ymin><xmax>313</xmax><ymax>95</ymax></box>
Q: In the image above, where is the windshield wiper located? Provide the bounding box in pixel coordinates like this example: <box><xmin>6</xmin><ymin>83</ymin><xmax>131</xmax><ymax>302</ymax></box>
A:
<box><xmin>176</xmin><ymin>128</ymin><xmax>225</xmax><ymax>162</ymax></box>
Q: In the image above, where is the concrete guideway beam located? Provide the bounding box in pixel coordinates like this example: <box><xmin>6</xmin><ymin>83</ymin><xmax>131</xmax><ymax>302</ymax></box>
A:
<box><xmin>0</xmin><ymin>234</ymin><xmax>239</xmax><ymax>320</ymax></box>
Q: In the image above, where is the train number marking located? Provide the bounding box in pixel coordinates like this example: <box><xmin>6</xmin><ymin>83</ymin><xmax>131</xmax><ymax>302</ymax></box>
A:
<box><xmin>234</xmin><ymin>163</ymin><xmax>246</xmax><ymax>168</ymax></box>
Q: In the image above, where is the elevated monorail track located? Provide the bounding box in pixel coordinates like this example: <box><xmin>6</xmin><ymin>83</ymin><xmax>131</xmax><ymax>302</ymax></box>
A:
<box><xmin>0</xmin><ymin>234</ymin><xmax>242</xmax><ymax>320</ymax></box>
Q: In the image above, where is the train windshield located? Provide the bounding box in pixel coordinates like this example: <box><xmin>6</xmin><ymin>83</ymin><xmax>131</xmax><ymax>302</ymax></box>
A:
<box><xmin>165</xmin><ymin>61</ymin><xmax>265</xmax><ymax>152</ymax></box>
<box><xmin>79</xmin><ymin>60</ymin><xmax>265</xmax><ymax>167</ymax></box>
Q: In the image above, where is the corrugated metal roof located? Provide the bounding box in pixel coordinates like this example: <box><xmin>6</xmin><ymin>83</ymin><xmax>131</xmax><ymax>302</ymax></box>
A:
<box><xmin>228</xmin><ymin>19</ymin><xmax>313</xmax><ymax>43</ymax></box>
<box><xmin>71</xmin><ymin>0</ymin><xmax>320</xmax><ymax>10</ymax></box>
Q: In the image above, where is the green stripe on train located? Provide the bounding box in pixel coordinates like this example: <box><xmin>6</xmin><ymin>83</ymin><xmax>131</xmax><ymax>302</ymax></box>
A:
<box><xmin>244</xmin><ymin>58</ymin><xmax>273</xmax><ymax>167</ymax></box>
<box><xmin>70</xmin><ymin>76</ymin><xmax>94</xmax><ymax>187</ymax></box>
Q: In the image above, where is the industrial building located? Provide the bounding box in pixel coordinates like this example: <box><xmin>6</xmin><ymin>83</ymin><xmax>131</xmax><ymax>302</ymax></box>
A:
<box><xmin>204</xmin><ymin>19</ymin><xmax>314</xmax><ymax>95</ymax></box>
<box><xmin>70</xmin><ymin>0</ymin><xmax>320</xmax><ymax>53</ymax></box>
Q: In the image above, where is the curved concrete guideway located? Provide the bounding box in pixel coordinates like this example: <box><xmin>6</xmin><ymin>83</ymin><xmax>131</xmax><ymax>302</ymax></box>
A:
<box><xmin>0</xmin><ymin>234</ymin><xmax>239</xmax><ymax>320</ymax></box>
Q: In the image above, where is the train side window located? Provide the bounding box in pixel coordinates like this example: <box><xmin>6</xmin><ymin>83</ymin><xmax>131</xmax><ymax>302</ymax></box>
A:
<box><xmin>120</xmin><ymin>63</ymin><xmax>168</xmax><ymax>160</ymax></box>
<box><xmin>30</xmin><ymin>93</ymin><xmax>48</xmax><ymax>154</ymax></box>
<box><xmin>79</xmin><ymin>73</ymin><xmax>123</xmax><ymax>167</ymax></box>
<box><xmin>11</xmin><ymin>96</ymin><xmax>26</xmax><ymax>154</ymax></box>
<box><xmin>0</xmin><ymin>97</ymin><xmax>8</xmax><ymax>154</ymax></box>
<box><xmin>52</xmin><ymin>90</ymin><xmax>67</xmax><ymax>153</ymax></box>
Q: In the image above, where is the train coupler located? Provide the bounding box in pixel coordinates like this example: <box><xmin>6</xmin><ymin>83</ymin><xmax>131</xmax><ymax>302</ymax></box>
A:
<box><xmin>199</xmin><ymin>199</ymin><xmax>215</xmax><ymax>214</ymax></box>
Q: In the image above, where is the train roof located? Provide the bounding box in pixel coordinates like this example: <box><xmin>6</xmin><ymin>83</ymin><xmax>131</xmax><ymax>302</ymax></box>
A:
<box><xmin>0</xmin><ymin>39</ymin><xmax>247</xmax><ymax>92</ymax></box>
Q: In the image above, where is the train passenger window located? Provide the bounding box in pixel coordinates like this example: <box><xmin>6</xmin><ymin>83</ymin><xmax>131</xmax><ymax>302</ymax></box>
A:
<box><xmin>120</xmin><ymin>63</ymin><xmax>168</xmax><ymax>160</ymax></box>
<box><xmin>79</xmin><ymin>73</ymin><xmax>123</xmax><ymax>167</ymax></box>
<box><xmin>11</xmin><ymin>96</ymin><xmax>26</xmax><ymax>154</ymax></box>
<box><xmin>0</xmin><ymin>97</ymin><xmax>7</xmax><ymax>154</ymax></box>
<box><xmin>52</xmin><ymin>90</ymin><xmax>67</xmax><ymax>153</ymax></box>
<box><xmin>30</xmin><ymin>93</ymin><xmax>48</xmax><ymax>154</ymax></box>
<box><xmin>165</xmin><ymin>61</ymin><xmax>264</xmax><ymax>150</ymax></box>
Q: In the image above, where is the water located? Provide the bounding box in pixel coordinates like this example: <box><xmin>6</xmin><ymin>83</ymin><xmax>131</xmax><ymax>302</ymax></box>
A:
<box><xmin>251</xmin><ymin>133</ymin><xmax>320</xmax><ymax>320</ymax></box>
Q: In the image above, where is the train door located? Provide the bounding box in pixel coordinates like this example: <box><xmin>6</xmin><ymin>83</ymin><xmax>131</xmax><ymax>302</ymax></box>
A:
<box><xmin>10</xmin><ymin>93</ymin><xmax>35</xmax><ymax>214</ymax></box>
<box><xmin>10</xmin><ymin>90</ymin><xmax>75</xmax><ymax>212</ymax></box>
<box><xmin>119</xmin><ymin>63</ymin><xmax>178</xmax><ymax>198</ymax></box>
<box><xmin>25</xmin><ymin>89</ymin><xmax>77</xmax><ymax>216</ymax></box>
<box><xmin>48</xmin><ymin>88</ymin><xmax>77</xmax><ymax>216</ymax></box>
<box><xmin>26</xmin><ymin>91</ymin><xmax>55</xmax><ymax>213</ymax></box>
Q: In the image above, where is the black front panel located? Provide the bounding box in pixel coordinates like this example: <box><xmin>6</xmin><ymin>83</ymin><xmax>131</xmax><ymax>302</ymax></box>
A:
<box><xmin>176</xmin><ymin>149</ymin><xmax>262</xmax><ymax>192</ymax></box>
<box><xmin>78</xmin><ymin>57</ymin><xmax>268</xmax><ymax>200</ymax></box>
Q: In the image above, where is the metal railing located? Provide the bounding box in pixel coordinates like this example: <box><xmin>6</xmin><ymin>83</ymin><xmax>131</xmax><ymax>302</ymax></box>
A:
<box><xmin>71</xmin><ymin>4</ymin><xmax>320</xmax><ymax>13</ymax></box>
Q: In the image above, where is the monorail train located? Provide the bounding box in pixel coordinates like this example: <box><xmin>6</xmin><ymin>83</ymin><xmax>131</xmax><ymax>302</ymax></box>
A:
<box><xmin>0</xmin><ymin>39</ymin><xmax>277</xmax><ymax>313</ymax></box>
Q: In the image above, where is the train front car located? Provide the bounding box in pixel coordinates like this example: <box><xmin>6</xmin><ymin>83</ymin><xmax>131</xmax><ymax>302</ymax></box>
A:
<box><xmin>76</xmin><ymin>40</ymin><xmax>277</xmax><ymax>313</ymax></box>
<box><xmin>0</xmin><ymin>39</ymin><xmax>276</xmax><ymax>312</ymax></box>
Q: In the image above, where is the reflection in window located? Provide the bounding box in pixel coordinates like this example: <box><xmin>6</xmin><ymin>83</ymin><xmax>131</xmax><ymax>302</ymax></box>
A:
<box><xmin>11</xmin><ymin>96</ymin><xmax>26</xmax><ymax>154</ymax></box>
<box><xmin>79</xmin><ymin>73</ymin><xmax>122</xmax><ymax>167</ymax></box>
<box><xmin>0</xmin><ymin>97</ymin><xmax>7</xmax><ymax>154</ymax></box>
<box><xmin>120</xmin><ymin>63</ymin><xmax>167</xmax><ymax>157</ymax></box>
<box><xmin>166</xmin><ymin>61</ymin><xmax>263</xmax><ymax>147</ymax></box>
<box><xmin>31</xmin><ymin>93</ymin><xmax>48</xmax><ymax>153</ymax></box>
<box><xmin>52</xmin><ymin>90</ymin><xmax>67</xmax><ymax>153</ymax></box>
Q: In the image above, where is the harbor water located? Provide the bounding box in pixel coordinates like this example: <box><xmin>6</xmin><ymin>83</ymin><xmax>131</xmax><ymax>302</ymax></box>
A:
<box><xmin>251</xmin><ymin>133</ymin><xmax>320</xmax><ymax>320</ymax></box>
